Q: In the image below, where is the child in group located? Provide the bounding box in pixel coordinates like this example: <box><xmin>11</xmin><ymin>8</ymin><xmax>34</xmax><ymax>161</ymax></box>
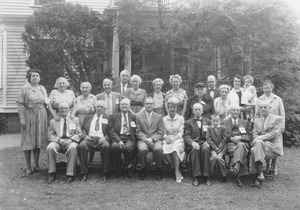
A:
<box><xmin>206</xmin><ymin>114</ymin><xmax>227</xmax><ymax>182</ymax></box>
<box><xmin>241</xmin><ymin>75</ymin><xmax>257</xmax><ymax>122</ymax></box>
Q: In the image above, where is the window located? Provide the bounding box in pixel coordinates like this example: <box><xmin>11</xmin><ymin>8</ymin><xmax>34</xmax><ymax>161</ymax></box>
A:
<box><xmin>32</xmin><ymin>0</ymin><xmax>65</xmax><ymax>6</ymax></box>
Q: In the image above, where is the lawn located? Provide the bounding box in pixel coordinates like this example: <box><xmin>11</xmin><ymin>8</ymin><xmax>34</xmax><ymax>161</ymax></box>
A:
<box><xmin>0</xmin><ymin>147</ymin><xmax>300</xmax><ymax>210</ymax></box>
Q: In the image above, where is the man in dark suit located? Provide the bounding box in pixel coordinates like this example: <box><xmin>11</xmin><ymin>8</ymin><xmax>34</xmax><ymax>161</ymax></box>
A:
<box><xmin>206</xmin><ymin>75</ymin><xmax>220</xmax><ymax>100</ymax></box>
<box><xmin>184</xmin><ymin>103</ymin><xmax>212</xmax><ymax>186</ymax></box>
<box><xmin>110</xmin><ymin>98</ymin><xmax>137</xmax><ymax>178</ymax></box>
<box><xmin>77</xmin><ymin>100</ymin><xmax>118</xmax><ymax>181</ymax></box>
<box><xmin>224</xmin><ymin>104</ymin><xmax>252</xmax><ymax>188</ymax></box>
<box><xmin>136</xmin><ymin>97</ymin><xmax>164</xmax><ymax>180</ymax></box>
<box><xmin>112</xmin><ymin>69</ymin><xmax>132</xmax><ymax>96</ymax></box>
<box><xmin>185</xmin><ymin>82</ymin><xmax>214</xmax><ymax>120</ymax></box>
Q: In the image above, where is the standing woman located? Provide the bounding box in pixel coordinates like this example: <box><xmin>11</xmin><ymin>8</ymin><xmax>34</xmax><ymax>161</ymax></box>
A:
<box><xmin>124</xmin><ymin>75</ymin><xmax>147</xmax><ymax>114</ymax></box>
<box><xmin>49</xmin><ymin>77</ymin><xmax>75</xmax><ymax>116</ymax></box>
<box><xmin>214</xmin><ymin>85</ymin><xmax>233</xmax><ymax>121</ymax></box>
<box><xmin>71</xmin><ymin>82</ymin><xmax>97</xmax><ymax>125</ymax></box>
<box><xmin>148</xmin><ymin>78</ymin><xmax>166</xmax><ymax>116</ymax></box>
<box><xmin>16</xmin><ymin>69</ymin><xmax>51</xmax><ymax>174</ymax></box>
<box><xmin>165</xmin><ymin>74</ymin><xmax>188</xmax><ymax>117</ymax></box>
<box><xmin>227</xmin><ymin>75</ymin><xmax>243</xmax><ymax>106</ymax></box>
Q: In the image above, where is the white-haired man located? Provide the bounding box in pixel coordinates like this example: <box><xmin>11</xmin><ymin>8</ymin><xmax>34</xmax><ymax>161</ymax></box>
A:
<box><xmin>112</xmin><ymin>69</ymin><xmax>132</xmax><ymax>95</ymax></box>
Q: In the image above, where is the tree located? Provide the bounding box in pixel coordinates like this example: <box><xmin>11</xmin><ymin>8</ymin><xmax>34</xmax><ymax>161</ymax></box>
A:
<box><xmin>22</xmin><ymin>2</ymin><xmax>113</xmax><ymax>94</ymax></box>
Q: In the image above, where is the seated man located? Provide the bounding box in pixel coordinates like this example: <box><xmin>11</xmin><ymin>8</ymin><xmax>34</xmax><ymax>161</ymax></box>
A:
<box><xmin>77</xmin><ymin>100</ymin><xmax>118</xmax><ymax>181</ymax></box>
<box><xmin>110</xmin><ymin>98</ymin><xmax>137</xmax><ymax>178</ymax></box>
<box><xmin>250</xmin><ymin>101</ymin><xmax>284</xmax><ymax>187</ymax></box>
<box><xmin>224</xmin><ymin>104</ymin><xmax>252</xmax><ymax>188</ymax></box>
<box><xmin>47</xmin><ymin>102</ymin><xmax>81</xmax><ymax>184</ymax></box>
<box><xmin>184</xmin><ymin>103</ymin><xmax>211</xmax><ymax>187</ymax></box>
<box><xmin>206</xmin><ymin>114</ymin><xmax>227</xmax><ymax>182</ymax></box>
<box><xmin>136</xmin><ymin>97</ymin><xmax>164</xmax><ymax>180</ymax></box>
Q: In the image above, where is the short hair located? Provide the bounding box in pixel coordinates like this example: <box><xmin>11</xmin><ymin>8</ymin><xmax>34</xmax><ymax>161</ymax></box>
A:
<box><xmin>167</xmin><ymin>97</ymin><xmax>180</xmax><ymax>106</ymax></box>
<box><xmin>95</xmin><ymin>100</ymin><xmax>105</xmax><ymax>107</ymax></box>
<box><xmin>103</xmin><ymin>78</ymin><xmax>113</xmax><ymax>86</ymax></box>
<box><xmin>230</xmin><ymin>103</ymin><xmax>240</xmax><ymax>110</ymax></box>
<box><xmin>207</xmin><ymin>75</ymin><xmax>216</xmax><ymax>81</ymax></box>
<box><xmin>80</xmin><ymin>82</ymin><xmax>92</xmax><ymax>90</ymax></box>
<box><xmin>130</xmin><ymin>75</ymin><xmax>142</xmax><ymax>84</ymax></box>
<box><xmin>169</xmin><ymin>74</ymin><xmax>182</xmax><ymax>84</ymax></box>
<box><xmin>152</xmin><ymin>78</ymin><xmax>164</xmax><ymax>86</ymax></box>
<box><xmin>262</xmin><ymin>80</ymin><xmax>274</xmax><ymax>89</ymax></box>
<box><xmin>258</xmin><ymin>101</ymin><xmax>270</xmax><ymax>108</ymax></box>
<box><xmin>26</xmin><ymin>69</ymin><xmax>41</xmax><ymax>83</ymax></box>
<box><xmin>219</xmin><ymin>84</ymin><xmax>231</xmax><ymax>92</ymax></box>
<box><xmin>243</xmin><ymin>75</ymin><xmax>254</xmax><ymax>85</ymax></box>
<box><xmin>232</xmin><ymin>74</ymin><xmax>243</xmax><ymax>87</ymax></box>
<box><xmin>120</xmin><ymin>98</ymin><xmax>130</xmax><ymax>105</ymax></box>
<box><xmin>54</xmin><ymin>77</ymin><xmax>70</xmax><ymax>88</ymax></box>
<box><xmin>120</xmin><ymin>69</ymin><xmax>130</xmax><ymax>76</ymax></box>
<box><xmin>192</xmin><ymin>103</ymin><xmax>203</xmax><ymax>111</ymax></box>
<box><xmin>58</xmin><ymin>102</ymin><xmax>69</xmax><ymax>109</ymax></box>
<box><xmin>211</xmin><ymin>114</ymin><xmax>220</xmax><ymax>120</ymax></box>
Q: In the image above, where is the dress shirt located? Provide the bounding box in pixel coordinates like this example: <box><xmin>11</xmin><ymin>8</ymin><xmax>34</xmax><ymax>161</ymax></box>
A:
<box><xmin>104</xmin><ymin>92</ymin><xmax>113</xmax><ymax>115</ymax></box>
<box><xmin>231</xmin><ymin>118</ymin><xmax>239</xmax><ymax>126</ymax></box>
<box><xmin>89</xmin><ymin>114</ymin><xmax>104</xmax><ymax>137</ymax></box>
<box><xmin>146</xmin><ymin>111</ymin><xmax>153</xmax><ymax>123</ymax></box>
<box><xmin>121</xmin><ymin>83</ymin><xmax>128</xmax><ymax>95</ymax></box>
<box><xmin>120</xmin><ymin>112</ymin><xmax>129</xmax><ymax>135</ymax></box>
<box><xmin>195</xmin><ymin>117</ymin><xmax>202</xmax><ymax>128</ymax></box>
<box><xmin>209</xmin><ymin>87</ymin><xmax>216</xmax><ymax>98</ymax></box>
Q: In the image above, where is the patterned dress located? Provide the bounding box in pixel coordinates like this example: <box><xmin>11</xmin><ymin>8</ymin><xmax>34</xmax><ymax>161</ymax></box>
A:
<box><xmin>124</xmin><ymin>88</ymin><xmax>147</xmax><ymax>113</ymax></box>
<box><xmin>49</xmin><ymin>89</ymin><xmax>75</xmax><ymax>113</ymax></box>
<box><xmin>165</xmin><ymin>88</ymin><xmax>188</xmax><ymax>115</ymax></box>
<box><xmin>16</xmin><ymin>84</ymin><xmax>48</xmax><ymax>150</ymax></box>
<box><xmin>73</xmin><ymin>94</ymin><xmax>97</xmax><ymax>125</ymax></box>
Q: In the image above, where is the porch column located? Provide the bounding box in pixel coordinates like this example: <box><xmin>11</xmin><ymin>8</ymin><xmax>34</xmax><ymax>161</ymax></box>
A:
<box><xmin>112</xmin><ymin>11</ymin><xmax>120</xmax><ymax>79</ymax></box>
<box><xmin>124</xmin><ymin>42</ymin><xmax>131</xmax><ymax>75</ymax></box>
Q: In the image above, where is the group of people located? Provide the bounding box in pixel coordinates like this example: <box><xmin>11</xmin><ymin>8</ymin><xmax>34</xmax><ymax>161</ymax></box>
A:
<box><xmin>16</xmin><ymin>69</ymin><xmax>285</xmax><ymax>188</ymax></box>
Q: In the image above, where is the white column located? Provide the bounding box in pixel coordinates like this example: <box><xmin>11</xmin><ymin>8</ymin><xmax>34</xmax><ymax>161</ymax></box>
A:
<box><xmin>124</xmin><ymin>42</ymin><xmax>131</xmax><ymax>75</ymax></box>
<box><xmin>112</xmin><ymin>11</ymin><xmax>120</xmax><ymax>80</ymax></box>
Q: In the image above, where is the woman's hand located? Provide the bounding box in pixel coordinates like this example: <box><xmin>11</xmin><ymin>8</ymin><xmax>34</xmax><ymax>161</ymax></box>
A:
<box><xmin>20</xmin><ymin>119</ymin><xmax>26</xmax><ymax>129</ymax></box>
<box><xmin>54</xmin><ymin>115</ymin><xmax>60</xmax><ymax>121</ymax></box>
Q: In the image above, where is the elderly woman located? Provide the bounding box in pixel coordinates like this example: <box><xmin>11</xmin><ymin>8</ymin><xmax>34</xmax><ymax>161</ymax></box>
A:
<box><xmin>255</xmin><ymin>80</ymin><xmax>285</xmax><ymax>175</ymax></box>
<box><xmin>124</xmin><ymin>75</ymin><xmax>147</xmax><ymax>113</ymax></box>
<box><xmin>148</xmin><ymin>78</ymin><xmax>166</xmax><ymax>116</ymax></box>
<box><xmin>71</xmin><ymin>82</ymin><xmax>97</xmax><ymax>125</ymax></box>
<box><xmin>214</xmin><ymin>85</ymin><xmax>233</xmax><ymax>121</ymax></box>
<box><xmin>49</xmin><ymin>77</ymin><xmax>76</xmax><ymax>115</ymax></box>
<box><xmin>16</xmin><ymin>69</ymin><xmax>51</xmax><ymax>174</ymax></box>
<box><xmin>165</xmin><ymin>74</ymin><xmax>188</xmax><ymax>116</ymax></box>
<box><xmin>162</xmin><ymin>97</ymin><xmax>185</xmax><ymax>183</ymax></box>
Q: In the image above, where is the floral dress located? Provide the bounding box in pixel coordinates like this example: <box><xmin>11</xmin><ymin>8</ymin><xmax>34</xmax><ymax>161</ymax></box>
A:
<box><xmin>124</xmin><ymin>88</ymin><xmax>147</xmax><ymax>113</ymax></box>
<box><xmin>73</xmin><ymin>94</ymin><xmax>97</xmax><ymax>125</ymax></box>
<box><xmin>49</xmin><ymin>89</ymin><xmax>75</xmax><ymax>113</ymax></box>
<box><xmin>165</xmin><ymin>88</ymin><xmax>188</xmax><ymax>115</ymax></box>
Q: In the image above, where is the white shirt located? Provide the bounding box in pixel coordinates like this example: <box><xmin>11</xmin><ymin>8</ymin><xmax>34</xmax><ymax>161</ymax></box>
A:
<box><xmin>146</xmin><ymin>111</ymin><xmax>153</xmax><ymax>122</ymax></box>
<box><xmin>104</xmin><ymin>92</ymin><xmax>113</xmax><ymax>115</ymax></box>
<box><xmin>120</xmin><ymin>112</ymin><xmax>129</xmax><ymax>135</ymax></box>
<box><xmin>262</xmin><ymin>115</ymin><xmax>270</xmax><ymax>129</ymax></box>
<box><xmin>121</xmin><ymin>83</ymin><xmax>128</xmax><ymax>95</ymax></box>
<box><xmin>195</xmin><ymin>118</ymin><xmax>202</xmax><ymax>128</ymax></box>
<box><xmin>231</xmin><ymin>118</ymin><xmax>239</xmax><ymax>126</ymax></box>
<box><xmin>60</xmin><ymin>117</ymin><xmax>70</xmax><ymax>137</ymax></box>
<box><xmin>89</xmin><ymin>114</ymin><xmax>104</xmax><ymax>137</ymax></box>
<box><xmin>208</xmin><ymin>87</ymin><xmax>216</xmax><ymax>98</ymax></box>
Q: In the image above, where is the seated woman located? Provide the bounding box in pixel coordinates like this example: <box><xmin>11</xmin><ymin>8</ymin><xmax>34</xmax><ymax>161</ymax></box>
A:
<box><xmin>124</xmin><ymin>75</ymin><xmax>147</xmax><ymax>114</ymax></box>
<box><xmin>148</xmin><ymin>78</ymin><xmax>166</xmax><ymax>116</ymax></box>
<box><xmin>214</xmin><ymin>85</ymin><xmax>233</xmax><ymax>121</ymax></box>
<box><xmin>162</xmin><ymin>97</ymin><xmax>185</xmax><ymax>183</ymax></box>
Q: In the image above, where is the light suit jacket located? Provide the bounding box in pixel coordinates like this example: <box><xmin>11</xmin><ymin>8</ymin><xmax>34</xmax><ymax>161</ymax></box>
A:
<box><xmin>96</xmin><ymin>91</ymin><xmax>122</xmax><ymax>114</ymax></box>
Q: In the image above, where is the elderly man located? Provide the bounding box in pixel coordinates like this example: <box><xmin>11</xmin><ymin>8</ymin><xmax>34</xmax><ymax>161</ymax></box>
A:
<box><xmin>206</xmin><ymin>75</ymin><xmax>220</xmax><ymax>100</ymax></box>
<box><xmin>250</xmin><ymin>101</ymin><xmax>284</xmax><ymax>187</ymax></box>
<box><xmin>77</xmin><ymin>100</ymin><xmax>118</xmax><ymax>181</ymax></box>
<box><xmin>96</xmin><ymin>78</ymin><xmax>122</xmax><ymax>116</ymax></box>
<box><xmin>110</xmin><ymin>98</ymin><xmax>137</xmax><ymax>178</ymax></box>
<box><xmin>185</xmin><ymin>82</ymin><xmax>214</xmax><ymax>120</ymax></box>
<box><xmin>136</xmin><ymin>97</ymin><xmax>164</xmax><ymax>180</ymax></box>
<box><xmin>184</xmin><ymin>103</ymin><xmax>211</xmax><ymax>186</ymax></box>
<box><xmin>47</xmin><ymin>102</ymin><xmax>81</xmax><ymax>184</ymax></box>
<box><xmin>224</xmin><ymin>104</ymin><xmax>252</xmax><ymax>188</ymax></box>
<box><xmin>112</xmin><ymin>69</ymin><xmax>132</xmax><ymax>96</ymax></box>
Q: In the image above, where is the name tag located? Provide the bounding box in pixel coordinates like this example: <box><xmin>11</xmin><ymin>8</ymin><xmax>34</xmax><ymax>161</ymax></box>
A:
<box><xmin>239</xmin><ymin>127</ymin><xmax>246</xmax><ymax>134</ymax></box>
<box><xmin>102</xmin><ymin>119</ymin><xmax>108</xmax><ymax>124</ymax></box>
<box><xmin>44</xmin><ymin>98</ymin><xmax>50</xmax><ymax>104</ymax></box>
<box><xmin>70</xmin><ymin>124</ymin><xmax>76</xmax><ymax>130</ymax></box>
<box><xmin>203</xmin><ymin>125</ymin><xmax>208</xmax><ymax>132</ymax></box>
<box><xmin>116</xmin><ymin>98</ymin><xmax>119</xmax><ymax>104</ymax></box>
<box><xmin>130</xmin><ymin>122</ymin><xmax>136</xmax><ymax>128</ymax></box>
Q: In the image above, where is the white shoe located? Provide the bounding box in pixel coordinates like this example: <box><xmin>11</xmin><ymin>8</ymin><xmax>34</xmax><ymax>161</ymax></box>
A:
<box><xmin>176</xmin><ymin>179</ymin><xmax>182</xmax><ymax>183</ymax></box>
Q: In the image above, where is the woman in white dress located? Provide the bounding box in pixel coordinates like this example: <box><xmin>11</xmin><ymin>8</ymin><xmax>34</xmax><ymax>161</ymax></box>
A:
<box><xmin>214</xmin><ymin>85</ymin><xmax>233</xmax><ymax>121</ymax></box>
<box><xmin>162</xmin><ymin>97</ymin><xmax>185</xmax><ymax>183</ymax></box>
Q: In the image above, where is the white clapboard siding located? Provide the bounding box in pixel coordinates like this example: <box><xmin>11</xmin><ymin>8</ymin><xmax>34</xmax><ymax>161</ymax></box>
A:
<box><xmin>68</xmin><ymin>0</ymin><xmax>112</xmax><ymax>13</ymax></box>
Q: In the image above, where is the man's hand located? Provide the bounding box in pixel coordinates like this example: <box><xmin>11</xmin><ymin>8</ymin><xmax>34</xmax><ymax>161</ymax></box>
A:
<box><xmin>231</xmin><ymin>136</ymin><xmax>242</xmax><ymax>144</ymax></box>
<box><xmin>216</xmin><ymin>148</ymin><xmax>221</xmax><ymax>154</ymax></box>
<box><xmin>20</xmin><ymin>119</ymin><xmax>26</xmax><ymax>129</ymax></box>
<box><xmin>146</xmin><ymin>138</ymin><xmax>153</xmax><ymax>143</ymax></box>
<box><xmin>192</xmin><ymin>142</ymin><xmax>200</xmax><ymax>150</ymax></box>
<box><xmin>84</xmin><ymin>136</ymin><xmax>91</xmax><ymax>141</ymax></box>
<box><xmin>119</xmin><ymin>141</ymin><xmax>125</xmax><ymax>149</ymax></box>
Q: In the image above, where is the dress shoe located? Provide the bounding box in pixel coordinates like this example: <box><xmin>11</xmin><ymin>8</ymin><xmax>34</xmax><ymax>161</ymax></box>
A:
<box><xmin>257</xmin><ymin>173</ymin><xmax>265</xmax><ymax>182</ymax></box>
<box><xmin>66</xmin><ymin>176</ymin><xmax>74</xmax><ymax>184</ymax></box>
<box><xmin>155</xmin><ymin>169</ymin><xmax>163</xmax><ymax>181</ymax></box>
<box><xmin>250</xmin><ymin>180</ymin><xmax>261</xmax><ymax>187</ymax></box>
<box><xmin>236</xmin><ymin>178</ymin><xmax>245</xmax><ymax>188</ymax></box>
<box><xmin>102</xmin><ymin>175</ymin><xmax>108</xmax><ymax>181</ymax></box>
<box><xmin>138</xmin><ymin>172</ymin><xmax>146</xmax><ymax>180</ymax></box>
<box><xmin>221</xmin><ymin>176</ymin><xmax>227</xmax><ymax>183</ymax></box>
<box><xmin>204</xmin><ymin>178</ymin><xmax>212</xmax><ymax>186</ymax></box>
<box><xmin>192</xmin><ymin>178</ymin><xmax>200</xmax><ymax>187</ymax></box>
<box><xmin>230</xmin><ymin>167</ymin><xmax>239</xmax><ymax>177</ymax></box>
<box><xmin>126</xmin><ymin>167</ymin><xmax>133</xmax><ymax>178</ymax></box>
<box><xmin>47</xmin><ymin>173</ymin><xmax>56</xmax><ymax>184</ymax></box>
<box><xmin>80</xmin><ymin>174</ymin><xmax>87</xmax><ymax>182</ymax></box>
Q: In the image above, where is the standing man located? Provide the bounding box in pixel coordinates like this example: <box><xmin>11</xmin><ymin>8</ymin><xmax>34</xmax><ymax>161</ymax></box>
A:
<box><xmin>206</xmin><ymin>75</ymin><xmax>220</xmax><ymax>100</ymax></box>
<box><xmin>112</xmin><ymin>69</ymin><xmax>132</xmax><ymax>96</ymax></box>
<box><xmin>136</xmin><ymin>97</ymin><xmax>164</xmax><ymax>180</ymax></box>
<box><xmin>184</xmin><ymin>103</ymin><xmax>211</xmax><ymax>186</ymax></box>
<box><xmin>77</xmin><ymin>100</ymin><xmax>118</xmax><ymax>181</ymax></box>
<box><xmin>224</xmin><ymin>104</ymin><xmax>252</xmax><ymax>188</ymax></box>
<box><xmin>47</xmin><ymin>102</ymin><xmax>81</xmax><ymax>184</ymax></box>
<box><xmin>185</xmin><ymin>82</ymin><xmax>214</xmax><ymax>120</ymax></box>
<box><xmin>250</xmin><ymin>101</ymin><xmax>284</xmax><ymax>187</ymax></box>
<box><xmin>110</xmin><ymin>98</ymin><xmax>137</xmax><ymax>178</ymax></box>
<box><xmin>96</xmin><ymin>78</ymin><xmax>122</xmax><ymax>116</ymax></box>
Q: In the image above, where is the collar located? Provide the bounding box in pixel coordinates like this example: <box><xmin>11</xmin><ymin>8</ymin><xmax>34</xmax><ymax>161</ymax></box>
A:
<box><xmin>167</xmin><ymin>114</ymin><xmax>179</xmax><ymax>121</ymax></box>
<box><xmin>209</xmin><ymin>87</ymin><xmax>216</xmax><ymax>91</ymax></box>
<box><xmin>105</xmin><ymin>92</ymin><xmax>112</xmax><ymax>97</ymax></box>
<box><xmin>260</xmin><ymin>93</ymin><xmax>277</xmax><ymax>100</ymax></box>
<box><xmin>194</xmin><ymin>117</ymin><xmax>202</xmax><ymax>121</ymax></box>
<box><xmin>145</xmin><ymin>111</ymin><xmax>153</xmax><ymax>116</ymax></box>
<box><xmin>231</xmin><ymin>118</ymin><xmax>239</xmax><ymax>124</ymax></box>
<box><xmin>121</xmin><ymin>82</ymin><xmax>128</xmax><ymax>87</ymax></box>
<box><xmin>95</xmin><ymin>113</ymin><xmax>102</xmax><ymax>118</ymax></box>
<box><xmin>213</xmin><ymin>124</ymin><xmax>221</xmax><ymax>129</ymax></box>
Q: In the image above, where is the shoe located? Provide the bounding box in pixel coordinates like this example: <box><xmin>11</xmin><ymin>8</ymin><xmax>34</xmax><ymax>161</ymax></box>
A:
<box><xmin>32</xmin><ymin>166</ymin><xmax>42</xmax><ymax>172</ymax></box>
<box><xmin>80</xmin><ymin>174</ymin><xmax>87</xmax><ymax>182</ymax></box>
<box><xmin>102</xmin><ymin>175</ymin><xmax>109</xmax><ymax>181</ymax></box>
<box><xmin>273</xmin><ymin>170</ymin><xmax>278</xmax><ymax>176</ymax></box>
<box><xmin>257</xmin><ymin>173</ymin><xmax>265</xmax><ymax>182</ymax></box>
<box><xmin>192</xmin><ymin>178</ymin><xmax>200</xmax><ymax>187</ymax></box>
<box><xmin>230</xmin><ymin>168</ymin><xmax>239</xmax><ymax>177</ymax></box>
<box><xmin>236</xmin><ymin>178</ymin><xmax>244</xmax><ymax>188</ymax></box>
<box><xmin>221</xmin><ymin>176</ymin><xmax>227</xmax><ymax>183</ymax></box>
<box><xmin>250</xmin><ymin>180</ymin><xmax>260</xmax><ymax>187</ymax></box>
<box><xmin>138</xmin><ymin>172</ymin><xmax>146</xmax><ymax>180</ymax></box>
<box><xmin>126</xmin><ymin>167</ymin><xmax>133</xmax><ymax>178</ymax></box>
<box><xmin>205</xmin><ymin>178</ymin><xmax>212</xmax><ymax>186</ymax></box>
<box><xmin>155</xmin><ymin>169</ymin><xmax>163</xmax><ymax>181</ymax></box>
<box><xmin>176</xmin><ymin>179</ymin><xmax>182</xmax><ymax>183</ymax></box>
<box><xmin>47</xmin><ymin>173</ymin><xmax>56</xmax><ymax>184</ymax></box>
<box><xmin>66</xmin><ymin>176</ymin><xmax>74</xmax><ymax>184</ymax></box>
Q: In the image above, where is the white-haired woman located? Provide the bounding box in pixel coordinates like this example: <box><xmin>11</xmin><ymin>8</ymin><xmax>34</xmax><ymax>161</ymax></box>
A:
<box><xmin>124</xmin><ymin>75</ymin><xmax>147</xmax><ymax>113</ymax></box>
<box><xmin>71</xmin><ymin>82</ymin><xmax>97</xmax><ymax>125</ymax></box>
<box><xmin>214</xmin><ymin>85</ymin><xmax>233</xmax><ymax>121</ymax></box>
<box><xmin>165</xmin><ymin>74</ymin><xmax>188</xmax><ymax>117</ymax></box>
<box><xmin>162</xmin><ymin>97</ymin><xmax>185</xmax><ymax>183</ymax></box>
<box><xmin>148</xmin><ymin>78</ymin><xmax>166</xmax><ymax>116</ymax></box>
<box><xmin>49</xmin><ymin>77</ymin><xmax>75</xmax><ymax>114</ymax></box>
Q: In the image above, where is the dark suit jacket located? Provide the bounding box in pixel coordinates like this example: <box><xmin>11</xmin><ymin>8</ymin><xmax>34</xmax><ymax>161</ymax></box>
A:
<box><xmin>112</xmin><ymin>82</ymin><xmax>132</xmax><ymax>95</ymax></box>
<box><xmin>206</xmin><ymin>125</ymin><xmax>227</xmax><ymax>153</ymax></box>
<box><xmin>81</xmin><ymin>113</ymin><xmax>118</xmax><ymax>143</ymax></box>
<box><xmin>136</xmin><ymin>111</ymin><xmax>164</xmax><ymax>142</ymax></box>
<box><xmin>223</xmin><ymin>117</ymin><xmax>252</xmax><ymax>143</ymax></box>
<box><xmin>183</xmin><ymin>117</ymin><xmax>211</xmax><ymax>146</ymax></box>
<box><xmin>206</xmin><ymin>87</ymin><xmax>220</xmax><ymax>101</ymax></box>
<box><xmin>185</xmin><ymin>94</ymin><xmax>214</xmax><ymax>120</ymax></box>
<box><xmin>110</xmin><ymin>112</ymin><xmax>138</xmax><ymax>146</ymax></box>
<box><xmin>96</xmin><ymin>91</ymin><xmax>122</xmax><ymax>114</ymax></box>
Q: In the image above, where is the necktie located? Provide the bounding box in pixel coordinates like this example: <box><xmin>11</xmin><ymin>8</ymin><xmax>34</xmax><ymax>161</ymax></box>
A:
<box><xmin>262</xmin><ymin>118</ymin><xmax>266</xmax><ymax>129</ymax></box>
<box><xmin>95</xmin><ymin>115</ymin><xmax>100</xmax><ymax>131</ymax></box>
<box><xmin>106</xmin><ymin>94</ymin><xmax>111</xmax><ymax>115</ymax></box>
<box><xmin>123</xmin><ymin>113</ymin><xmax>129</xmax><ymax>135</ymax></box>
<box><xmin>122</xmin><ymin>84</ymin><xmax>125</xmax><ymax>95</ymax></box>
<box><xmin>196</xmin><ymin>118</ymin><xmax>201</xmax><ymax>128</ymax></box>
<box><xmin>147</xmin><ymin>113</ymin><xmax>151</xmax><ymax>123</ymax></box>
<box><xmin>62</xmin><ymin>119</ymin><xmax>67</xmax><ymax>138</ymax></box>
<box><xmin>234</xmin><ymin>119</ymin><xmax>238</xmax><ymax>126</ymax></box>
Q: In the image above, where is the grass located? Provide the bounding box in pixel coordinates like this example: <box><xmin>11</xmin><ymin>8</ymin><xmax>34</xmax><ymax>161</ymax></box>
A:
<box><xmin>0</xmin><ymin>147</ymin><xmax>300</xmax><ymax>209</ymax></box>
